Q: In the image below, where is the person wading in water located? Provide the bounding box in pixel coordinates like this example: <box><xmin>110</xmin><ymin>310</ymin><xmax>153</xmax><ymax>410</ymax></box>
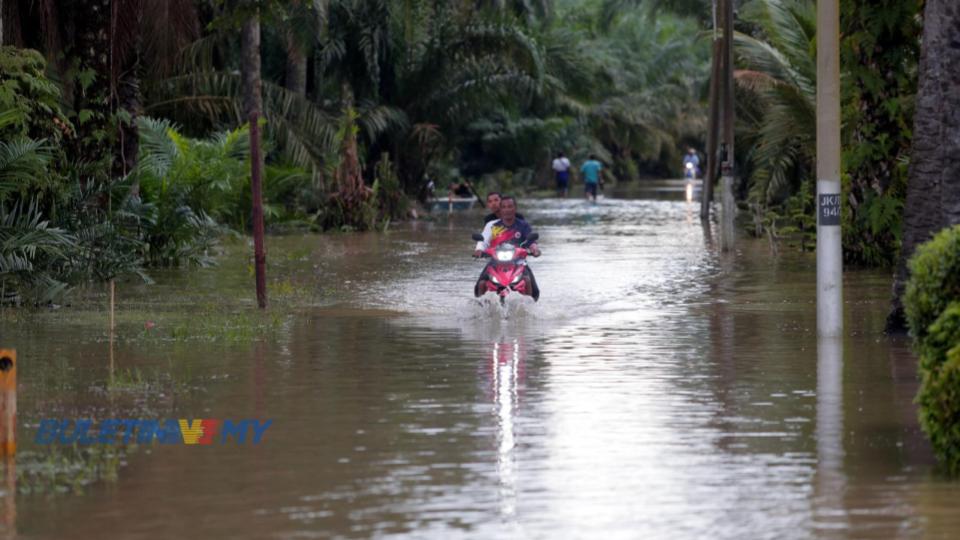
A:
<box><xmin>552</xmin><ymin>152</ymin><xmax>572</xmax><ymax>197</ymax></box>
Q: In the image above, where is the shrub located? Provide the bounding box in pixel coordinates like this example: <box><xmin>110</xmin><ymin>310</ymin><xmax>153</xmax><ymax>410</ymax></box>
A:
<box><xmin>904</xmin><ymin>225</ymin><xmax>960</xmax><ymax>474</ymax></box>
<box><xmin>372</xmin><ymin>153</ymin><xmax>409</xmax><ymax>226</ymax></box>
<box><xmin>905</xmin><ymin>226</ymin><xmax>960</xmax><ymax>344</ymax></box>
<box><xmin>917</xmin><ymin>345</ymin><xmax>960</xmax><ymax>475</ymax></box>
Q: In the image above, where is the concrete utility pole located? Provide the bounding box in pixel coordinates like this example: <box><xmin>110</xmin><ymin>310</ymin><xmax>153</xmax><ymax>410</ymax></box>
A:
<box><xmin>718</xmin><ymin>0</ymin><xmax>736</xmax><ymax>251</ymax></box>
<box><xmin>816</xmin><ymin>0</ymin><xmax>843</xmax><ymax>336</ymax></box>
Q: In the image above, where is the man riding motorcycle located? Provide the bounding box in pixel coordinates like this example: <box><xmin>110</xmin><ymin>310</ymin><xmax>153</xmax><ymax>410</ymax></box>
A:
<box><xmin>473</xmin><ymin>196</ymin><xmax>541</xmax><ymax>300</ymax></box>
<box><xmin>682</xmin><ymin>147</ymin><xmax>701</xmax><ymax>179</ymax></box>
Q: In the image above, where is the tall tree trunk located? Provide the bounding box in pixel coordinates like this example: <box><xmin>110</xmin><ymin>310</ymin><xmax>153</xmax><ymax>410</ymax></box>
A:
<box><xmin>334</xmin><ymin>81</ymin><xmax>373</xmax><ymax>229</ymax></box>
<box><xmin>887</xmin><ymin>0</ymin><xmax>960</xmax><ymax>331</ymax></box>
<box><xmin>337</xmin><ymin>81</ymin><xmax>363</xmax><ymax>197</ymax></box>
<box><xmin>74</xmin><ymin>0</ymin><xmax>113</xmax><ymax>190</ymax></box>
<box><xmin>242</xmin><ymin>13</ymin><xmax>267</xmax><ymax>309</ymax></box>
<box><xmin>113</xmin><ymin>0</ymin><xmax>144</xmax><ymax>193</ymax></box>
<box><xmin>242</xmin><ymin>16</ymin><xmax>263</xmax><ymax>122</ymax></box>
<box><xmin>285</xmin><ymin>30</ymin><xmax>307</xmax><ymax>97</ymax></box>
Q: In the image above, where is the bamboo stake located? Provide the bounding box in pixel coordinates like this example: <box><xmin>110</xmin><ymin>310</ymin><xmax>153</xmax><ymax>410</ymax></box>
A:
<box><xmin>110</xmin><ymin>280</ymin><xmax>115</xmax><ymax>334</ymax></box>
<box><xmin>109</xmin><ymin>280</ymin><xmax>115</xmax><ymax>380</ymax></box>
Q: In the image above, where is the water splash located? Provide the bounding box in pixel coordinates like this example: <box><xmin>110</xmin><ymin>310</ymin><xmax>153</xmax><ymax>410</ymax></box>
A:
<box><xmin>461</xmin><ymin>292</ymin><xmax>539</xmax><ymax>321</ymax></box>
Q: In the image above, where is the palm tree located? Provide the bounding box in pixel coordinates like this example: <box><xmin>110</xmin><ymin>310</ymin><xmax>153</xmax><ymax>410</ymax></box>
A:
<box><xmin>733</xmin><ymin>0</ymin><xmax>816</xmax><ymax>208</ymax></box>
<box><xmin>0</xmin><ymin>199</ymin><xmax>75</xmax><ymax>305</ymax></box>
<box><xmin>311</xmin><ymin>0</ymin><xmax>547</xmax><ymax>188</ymax></box>
<box><xmin>888</xmin><ymin>0</ymin><xmax>960</xmax><ymax>331</ymax></box>
<box><xmin>586</xmin><ymin>9</ymin><xmax>709</xmax><ymax>178</ymax></box>
<box><xmin>598</xmin><ymin>0</ymin><xmax>714</xmax><ymax>29</ymax></box>
<box><xmin>0</xmin><ymin>110</ymin><xmax>74</xmax><ymax>304</ymax></box>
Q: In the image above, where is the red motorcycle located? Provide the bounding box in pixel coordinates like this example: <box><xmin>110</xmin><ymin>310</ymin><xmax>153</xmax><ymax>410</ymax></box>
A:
<box><xmin>471</xmin><ymin>232</ymin><xmax>540</xmax><ymax>302</ymax></box>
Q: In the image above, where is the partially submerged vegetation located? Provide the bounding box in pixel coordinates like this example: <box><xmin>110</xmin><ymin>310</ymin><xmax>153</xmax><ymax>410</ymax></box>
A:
<box><xmin>0</xmin><ymin>0</ymin><xmax>932</xmax><ymax>310</ymax></box>
<box><xmin>1</xmin><ymin>1</ymin><xmax>711</xmax><ymax>305</ymax></box>
<box><xmin>904</xmin><ymin>225</ymin><xmax>960</xmax><ymax>476</ymax></box>
<box><xmin>733</xmin><ymin>0</ymin><xmax>920</xmax><ymax>265</ymax></box>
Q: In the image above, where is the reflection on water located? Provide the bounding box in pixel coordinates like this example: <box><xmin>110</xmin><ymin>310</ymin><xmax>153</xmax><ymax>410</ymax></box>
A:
<box><xmin>816</xmin><ymin>337</ymin><xmax>846</xmax><ymax>534</ymax></box>
<box><xmin>489</xmin><ymin>337</ymin><xmax>523</xmax><ymax>521</ymax></box>
<box><xmin>3</xmin><ymin>189</ymin><xmax>960</xmax><ymax>539</ymax></box>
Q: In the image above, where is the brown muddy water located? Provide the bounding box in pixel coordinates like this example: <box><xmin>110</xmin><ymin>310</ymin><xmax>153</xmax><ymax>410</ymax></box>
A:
<box><xmin>2</xmin><ymin>187</ymin><xmax>959</xmax><ymax>539</ymax></box>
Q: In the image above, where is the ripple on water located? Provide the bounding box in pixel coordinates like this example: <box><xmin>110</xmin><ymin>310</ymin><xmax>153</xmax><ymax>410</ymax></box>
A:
<box><xmin>9</xmin><ymin>194</ymin><xmax>957</xmax><ymax>540</ymax></box>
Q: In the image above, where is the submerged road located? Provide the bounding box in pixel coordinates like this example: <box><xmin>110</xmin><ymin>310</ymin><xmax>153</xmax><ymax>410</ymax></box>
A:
<box><xmin>7</xmin><ymin>190</ymin><xmax>960</xmax><ymax>539</ymax></box>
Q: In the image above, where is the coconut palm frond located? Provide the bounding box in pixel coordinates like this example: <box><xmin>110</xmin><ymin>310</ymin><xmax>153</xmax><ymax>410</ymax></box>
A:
<box><xmin>146</xmin><ymin>73</ymin><xmax>340</xmax><ymax>171</ymax></box>
<box><xmin>735</xmin><ymin>0</ymin><xmax>817</xmax><ymax>207</ymax></box>
<box><xmin>0</xmin><ymin>138</ymin><xmax>54</xmax><ymax>198</ymax></box>
<box><xmin>0</xmin><ymin>199</ymin><xmax>75</xmax><ymax>305</ymax></box>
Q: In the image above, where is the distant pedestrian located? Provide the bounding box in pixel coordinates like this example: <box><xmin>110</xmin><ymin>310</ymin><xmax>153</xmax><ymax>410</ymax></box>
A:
<box><xmin>552</xmin><ymin>152</ymin><xmax>572</xmax><ymax>197</ymax></box>
<box><xmin>580</xmin><ymin>154</ymin><xmax>603</xmax><ymax>201</ymax></box>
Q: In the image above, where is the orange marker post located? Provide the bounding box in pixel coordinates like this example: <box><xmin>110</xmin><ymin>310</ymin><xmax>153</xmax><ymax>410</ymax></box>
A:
<box><xmin>0</xmin><ymin>350</ymin><xmax>15</xmax><ymax>457</ymax></box>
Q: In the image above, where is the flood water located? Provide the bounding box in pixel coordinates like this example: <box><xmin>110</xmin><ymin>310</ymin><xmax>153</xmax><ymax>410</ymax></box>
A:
<box><xmin>3</xmin><ymin>186</ymin><xmax>960</xmax><ymax>539</ymax></box>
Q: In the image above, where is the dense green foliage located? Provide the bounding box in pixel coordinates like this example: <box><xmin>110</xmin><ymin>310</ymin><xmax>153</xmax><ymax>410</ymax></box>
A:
<box><xmin>904</xmin><ymin>225</ymin><xmax>960</xmax><ymax>475</ymax></box>
<box><xmin>734</xmin><ymin>0</ymin><xmax>921</xmax><ymax>265</ymax></box>
<box><xmin>0</xmin><ymin>0</ymin><xmax>713</xmax><ymax>303</ymax></box>
<box><xmin>151</xmin><ymin>0</ymin><xmax>709</xmax><ymax>191</ymax></box>
<box><xmin>0</xmin><ymin>0</ymin><xmax>930</xmax><ymax>305</ymax></box>
<box><xmin>735</xmin><ymin>0</ymin><xmax>816</xmax><ymax>207</ymax></box>
<box><xmin>840</xmin><ymin>0</ymin><xmax>920</xmax><ymax>266</ymax></box>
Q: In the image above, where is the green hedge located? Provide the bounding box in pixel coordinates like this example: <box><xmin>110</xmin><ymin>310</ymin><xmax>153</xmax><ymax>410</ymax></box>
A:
<box><xmin>904</xmin><ymin>225</ymin><xmax>960</xmax><ymax>475</ymax></box>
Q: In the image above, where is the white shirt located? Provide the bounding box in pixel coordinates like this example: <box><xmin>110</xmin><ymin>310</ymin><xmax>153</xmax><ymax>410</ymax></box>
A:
<box><xmin>552</xmin><ymin>157</ymin><xmax>571</xmax><ymax>172</ymax></box>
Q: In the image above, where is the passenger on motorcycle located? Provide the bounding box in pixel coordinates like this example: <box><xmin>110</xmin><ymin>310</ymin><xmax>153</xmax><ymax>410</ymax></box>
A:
<box><xmin>473</xmin><ymin>196</ymin><xmax>541</xmax><ymax>300</ymax></box>
<box><xmin>483</xmin><ymin>191</ymin><xmax>524</xmax><ymax>224</ymax></box>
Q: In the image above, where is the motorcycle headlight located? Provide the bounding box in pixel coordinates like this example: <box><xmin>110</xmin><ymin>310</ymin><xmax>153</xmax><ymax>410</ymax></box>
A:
<box><xmin>511</xmin><ymin>274</ymin><xmax>523</xmax><ymax>284</ymax></box>
<box><xmin>496</xmin><ymin>250</ymin><xmax>514</xmax><ymax>262</ymax></box>
<box><xmin>685</xmin><ymin>163</ymin><xmax>694</xmax><ymax>169</ymax></box>
<box><xmin>490</xmin><ymin>275</ymin><xmax>501</xmax><ymax>285</ymax></box>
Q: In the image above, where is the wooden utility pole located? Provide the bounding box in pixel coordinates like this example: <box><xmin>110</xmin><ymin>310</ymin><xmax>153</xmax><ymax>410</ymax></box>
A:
<box><xmin>242</xmin><ymin>13</ymin><xmax>268</xmax><ymax>309</ymax></box>
<box><xmin>816</xmin><ymin>0</ymin><xmax>842</xmax><ymax>336</ymax></box>
<box><xmin>718</xmin><ymin>0</ymin><xmax>736</xmax><ymax>251</ymax></box>
<box><xmin>701</xmin><ymin>0</ymin><xmax>722</xmax><ymax>220</ymax></box>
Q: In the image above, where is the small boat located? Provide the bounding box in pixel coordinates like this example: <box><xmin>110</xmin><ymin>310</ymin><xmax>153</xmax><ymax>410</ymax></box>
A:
<box><xmin>426</xmin><ymin>197</ymin><xmax>478</xmax><ymax>212</ymax></box>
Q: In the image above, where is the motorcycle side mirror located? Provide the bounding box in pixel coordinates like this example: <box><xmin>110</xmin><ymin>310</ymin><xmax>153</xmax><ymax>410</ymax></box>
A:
<box><xmin>471</xmin><ymin>233</ymin><xmax>484</xmax><ymax>242</ymax></box>
<box><xmin>525</xmin><ymin>233</ymin><xmax>539</xmax><ymax>244</ymax></box>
